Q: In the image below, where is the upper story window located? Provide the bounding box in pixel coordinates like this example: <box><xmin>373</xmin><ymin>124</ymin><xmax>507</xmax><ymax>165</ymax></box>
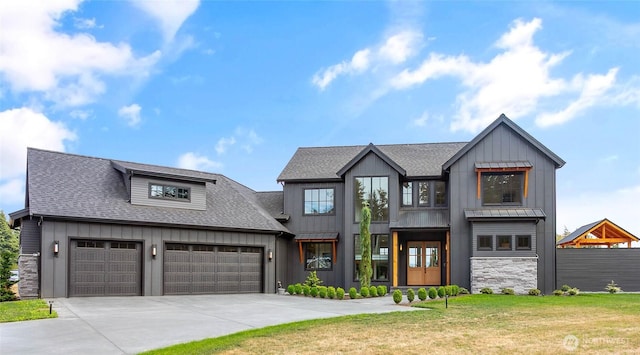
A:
<box><xmin>402</xmin><ymin>182</ymin><xmax>413</xmax><ymax>206</ymax></box>
<box><xmin>418</xmin><ymin>182</ymin><xmax>430</xmax><ymax>206</ymax></box>
<box><xmin>304</xmin><ymin>188</ymin><xmax>335</xmax><ymax>215</ymax></box>
<box><xmin>434</xmin><ymin>181</ymin><xmax>447</xmax><ymax>206</ymax></box>
<box><xmin>481</xmin><ymin>172</ymin><xmax>523</xmax><ymax>205</ymax></box>
<box><xmin>355</xmin><ymin>177</ymin><xmax>388</xmax><ymax>222</ymax></box>
<box><xmin>149</xmin><ymin>183</ymin><xmax>190</xmax><ymax>202</ymax></box>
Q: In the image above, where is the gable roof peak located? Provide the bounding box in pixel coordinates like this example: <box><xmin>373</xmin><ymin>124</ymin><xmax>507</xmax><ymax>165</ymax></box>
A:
<box><xmin>336</xmin><ymin>143</ymin><xmax>406</xmax><ymax>177</ymax></box>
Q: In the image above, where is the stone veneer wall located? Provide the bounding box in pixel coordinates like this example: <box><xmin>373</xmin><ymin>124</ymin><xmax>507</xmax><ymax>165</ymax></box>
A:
<box><xmin>18</xmin><ymin>254</ymin><xmax>39</xmax><ymax>299</ymax></box>
<box><xmin>470</xmin><ymin>257</ymin><xmax>537</xmax><ymax>294</ymax></box>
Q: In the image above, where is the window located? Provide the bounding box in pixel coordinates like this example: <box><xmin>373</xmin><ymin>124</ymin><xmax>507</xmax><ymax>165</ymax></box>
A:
<box><xmin>402</xmin><ymin>182</ymin><xmax>413</xmax><ymax>206</ymax></box>
<box><xmin>192</xmin><ymin>245</ymin><xmax>215</xmax><ymax>252</ymax></box>
<box><xmin>418</xmin><ymin>181</ymin><xmax>430</xmax><ymax>206</ymax></box>
<box><xmin>354</xmin><ymin>234</ymin><xmax>389</xmax><ymax>281</ymax></box>
<box><xmin>477</xmin><ymin>235</ymin><xmax>493</xmax><ymax>251</ymax></box>
<box><xmin>435</xmin><ymin>181</ymin><xmax>447</xmax><ymax>206</ymax></box>
<box><xmin>354</xmin><ymin>177</ymin><xmax>389</xmax><ymax>222</ymax></box>
<box><xmin>497</xmin><ymin>235</ymin><xmax>512</xmax><ymax>250</ymax></box>
<box><xmin>77</xmin><ymin>241</ymin><xmax>104</xmax><ymax>248</ymax></box>
<box><xmin>149</xmin><ymin>183</ymin><xmax>190</xmax><ymax>202</ymax></box>
<box><xmin>305</xmin><ymin>243</ymin><xmax>333</xmax><ymax>270</ymax></box>
<box><xmin>111</xmin><ymin>242</ymin><xmax>136</xmax><ymax>249</ymax></box>
<box><xmin>516</xmin><ymin>235</ymin><xmax>532</xmax><ymax>250</ymax></box>
<box><xmin>304</xmin><ymin>188</ymin><xmax>335</xmax><ymax>215</ymax></box>
<box><xmin>482</xmin><ymin>172</ymin><xmax>523</xmax><ymax>205</ymax></box>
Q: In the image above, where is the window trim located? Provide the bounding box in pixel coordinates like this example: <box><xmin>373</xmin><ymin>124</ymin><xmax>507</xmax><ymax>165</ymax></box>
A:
<box><xmin>477</xmin><ymin>235</ymin><xmax>493</xmax><ymax>251</ymax></box>
<box><xmin>303</xmin><ymin>188</ymin><xmax>336</xmax><ymax>216</ymax></box>
<box><xmin>496</xmin><ymin>235</ymin><xmax>513</xmax><ymax>251</ymax></box>
<box><xmin>516</xmin><ymin>235</ymin><xmax>532</xmax><ymax>250</ymax></box>
<box><xmin>479</xmin><ymin>171</ymin><xmax>525</xmax><ymax>206</ymax></box>
<box><xmin>304</xmin><ymin>242</ymin><xmax>333</xmax><ymax>271</ymax></box>
<box><xmin>148</xmin><ymin>183</ymin><xmax>191</xmax><ymax>202</ymax></box>
<box><xmin>476</xmin><ymin>167</ymin><xmax>530</xmax><ymax>203</ymax></box>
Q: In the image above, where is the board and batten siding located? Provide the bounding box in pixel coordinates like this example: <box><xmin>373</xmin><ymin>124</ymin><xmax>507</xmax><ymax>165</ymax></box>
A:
<box><xmin>556</xmin><ymin>248</ymin><xmax>640</xmax><ymax>292</ymax></box>
<box><xmin>39</xmin><ymin>220</ymin><xmax>277</xmax><ymax>298</ymax></box>
<box><xmin>130</xmin><ymin>176</ymin><xmax>207</xmax><ymax>210</ymax></box>
<box><xmin>283</xmin><ymin>182</ymin><xmax>344</xmax><ymax>287</ymax></box>
<box><xmin>19</xmin><ymin>218</ymin><xmax>41</xmax><ymax>254</ymax></box>
<box><xmin>471</xmin><ymin>222</ymin><xmax>537</xmax><ymax>257</ymax></box>
<box><xmin>448</xmin><ymin>123</ymin><xmax>559</xmax><ymax>293</ymax></box>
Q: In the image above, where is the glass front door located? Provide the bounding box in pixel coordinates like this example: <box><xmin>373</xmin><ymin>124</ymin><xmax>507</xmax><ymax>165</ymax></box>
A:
<box><xmin>407</xmin><ymin>241</ymin><xmax>441</xmax><ymax>286</ymax></box>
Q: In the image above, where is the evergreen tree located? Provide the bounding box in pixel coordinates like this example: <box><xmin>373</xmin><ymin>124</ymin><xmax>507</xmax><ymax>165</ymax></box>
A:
<box><xmin>359</xmin><ymin>202</ymin><xmax>372</xmax><ymax>288</ymax></box>
<box><xmin>0</xmin><ymin>211</ymin><xmax>19</xmax><ymax>301</ymax></box>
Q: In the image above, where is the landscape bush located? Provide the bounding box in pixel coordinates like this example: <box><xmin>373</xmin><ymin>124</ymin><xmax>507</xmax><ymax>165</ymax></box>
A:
<box><xmin>349</xmin><ymin>287</ymin><xmax>358</xmax><ymax>299</ymax></box>
<box><xmin>302</xmin><ymin>285</ymin><xmax>311</xmax><ymax>296</ymax></box>
<box><xmin>327</xmin><ymin>286</ymin><xmax>336</xmax><ymax>299</ymax></box>
<box><xmin>304</xmin><ymin>271</ymin><xmax>323</xmax><ymax>287</ymax></box>
<box><xmin>437</xmin><ymin>286</ymin><xmax>446</xmax><ymax>298</ymax></box>
<box><xmin>287</xmin><ymin>284</ymin><xmax>295</xmax><ymax>295</ymax></box>
<box><xmin>428</xmin><ymin>287</ymin><xmax>438</xmax><ymax>299</ymax></box>
<box><xmin>568</xmin><ymin>288</ymin><xmax>580</xmax><ymax>296</ymax></box>
<box><xmin>294</xmin><ymin>283</ymin><xmax>303</xmax><ymax>295</ymax></box>
<box><xmin>407</xmin><ymin>288</ymin><xmax>415</xmax><ymax>302</ymax></box>
<box><xmin>553</xmin><ymin>289</ymin><xmax>563</xmax><ymax>296</ymax></box>
<box><xmin>377</xmin><ymin>285</ymin><xmax>386</xmax><ymax>296</ymax></box>
<box><xmin>310</xmin><ymin>286</ymin><xmax>318</xmax><ymax>297</ymax></box>
<box><xmin>451</xmin><ymin>285</ymin><xmax>460</xmax><ymax>296</ymax></box>
<box><xmin>318</xmin><ymin>286</ymin><xmax>327</xmax><ymax>298</ymax></box>
<box><xmin>528</xmin><ymin>288</ymin><xmax>541</xmax><ymax>296</ymax></box>
<box><xmin>360</xmin><ymin>286</ymin><xmax>370</xmax><ymax>298</ymax></box>
<box><xmin>501</xmin><ymin>288</ymin><xmax>515</xmax><ymax>295</ymax></box>
<box><xmin>606</xmin><ymin>280</ymin><xmax>622</xmax><ymax>294</ymax></box>
<box><xmin>392</xmin><ymin>289</ymin><xmax>402</xmax><ymax>304</ymax></box>
<box><xmin>369</xmin><ymin>286</ymin><xmax>378</xmax><ymax>297</ymax></box>
<box><xmin>561</xmin><ymin>284</ymin><xmax>571</xmax><ymax>292</ymax></box>
<box><xmin>417</xmin><ymin>288</ymin><xmax>427</xmax><ymax>301</ymax></box>
<box><xmin>336</xmin><ymin>287</ymin><xmax>345</xmax><ymax>300</ymax></box>
<box><xmin>444</xmin><ymin>285</ymin><xmax>452</xmax><ymax>296</ymax></box>
<box><xmin>480</xmin><ymin>287</ymin><xmax>493</xmax><ymax>294</ymax></box>
<box><xmin>458</xmin><ymin>287</ymin><xmax>470</xmax><ymax>295</ymax></box>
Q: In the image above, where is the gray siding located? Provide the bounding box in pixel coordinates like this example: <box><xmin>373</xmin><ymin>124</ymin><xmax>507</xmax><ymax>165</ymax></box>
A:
<box><xmin>556</xmin><ymin>248</ymin><xmax>640</xmax><ymax>292</ymax></box>
<box><xmin>448</xmin><ymin>124</ymin><xmax>559</xmax><ymax>293</ymax></box>
<box><xmin>19</xmin><ymin>218</ymin><xmax>41</xmax><ymax>254</ymax></box>
<box><xmin>471</xmin><ymin>222</ymin><xmax>536</xmax><ymax>257</ymax></box>
<box><xmin>39</xmin><ymin>220</ymin><xmax>277</xmax><ymax>297</ymax></box>
<box><xmin>130</xmin><ymin>176</ymin><xmax>206</xmax><ymax>210</ymax></box>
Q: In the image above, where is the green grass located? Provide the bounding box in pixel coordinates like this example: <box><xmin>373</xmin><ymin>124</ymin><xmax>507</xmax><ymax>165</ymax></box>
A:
<box><xmin>142</xmin><ymin>294</ymin><xmax>640</xmax><ymax>354</ymax></box>
<box><xmin>0</xmin><ymin>299</ymin><xmax>58</xmax><ymax>323</ymax></box>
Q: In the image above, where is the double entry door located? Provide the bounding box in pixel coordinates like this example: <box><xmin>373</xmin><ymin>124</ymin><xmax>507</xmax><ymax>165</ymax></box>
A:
<box><xmin>407</xmin><ymin>241</ymin><xmax>441</xmax><ymax>286</ymax></box>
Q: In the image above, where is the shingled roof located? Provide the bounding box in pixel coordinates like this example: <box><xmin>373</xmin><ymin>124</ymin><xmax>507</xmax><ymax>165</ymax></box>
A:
<box><xmin>277</xmin><ymin>142</ymin><xmax>468</xmax><ymax>182</ymax></box>
<box><xmin>20</xmin><ymin>148</ymin><xmax>289</xmax><ymax>234</ymax></box>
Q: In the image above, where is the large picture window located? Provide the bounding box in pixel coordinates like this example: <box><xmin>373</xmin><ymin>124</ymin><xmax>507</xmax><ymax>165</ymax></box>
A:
<box><xmin>482</xmin><ymin>172</ymin><xmax>523</xmax><ymax>205</ymax></box>
<box><xmin>304</xmin><ymin>188</ymin><xmax>335</xmax><ymax>215</ymax></box>
<box><xmin>149</xmin><ymin>183</ymin><xmax>190</xmax><ymax>202</ymax></box>
<box><xmin>305</xmin><ymin>243</ymin><xmax>332</xmax><ymax>270</ymax></box>
<box><xmin>354</xmin><ymin>234</ymin><xmax>389</xmax><ymax>281</ymax></box>
<box><xmin>354</xmin><ymin>177</ymin><xmax>388</xmax><ymax>222</ymax></box>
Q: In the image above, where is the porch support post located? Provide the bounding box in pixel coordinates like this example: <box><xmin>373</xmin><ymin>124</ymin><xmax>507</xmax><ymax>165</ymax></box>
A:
<box><xmin>392</xmin><ymin>231</ymin><xmax>398</xmax><ymax>288</ymax></box>
<box><xmin>446</xmin><ymin>231</ymin><xmax>451</xmax><ymax>286</ymax></box>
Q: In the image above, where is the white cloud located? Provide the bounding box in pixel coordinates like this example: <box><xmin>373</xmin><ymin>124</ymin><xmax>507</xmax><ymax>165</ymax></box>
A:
<box><xmin>131</xmin><ymin>0</ymin><xmax>200</xmax><ymax>43</ymax></box>
<box><xmin>411</xmin><ymin>111</ymin><xmax>429</xmax><ymax>127</ymax></box>
<box><xmin>0</xmin><ymin>107</ymin><xmax>76</xmax><ymax>205</ymax></box>
<box><xmin>74</xmin><ymin>17</ymin><xmax>101</xmax><ymax>30</ymax></box>
<box><xmin>69</xmin><ymin>109</ymin><xmax>92</xmax><ymax>120</ymax></box>
<box><xmin>312</xmin><ymin>30</ymin><xmax>422</xmax><ymax>90</ymax></box>
<box><xmin>118</xmin><ymin>104</ymin><xmax>142</xmax><ymax>127</ymax></box>
<box><xmin>0</xmin><ymin>0</ymin><xmax>161</xmax><ymax>107</ymax></box>
<box><xmin>240</xmin><ymin>128</ymin><xmax>264</xmax><ymax>153</ymax></box>
<box><xmin>176</xmin><ymin>152</ymin><xmax>221</xmax><ymax>171</ymax></box>
<box><xmin>215</xmin><ymin>137</ymin><xmax>236</xmax><ymax>155</ymax></box>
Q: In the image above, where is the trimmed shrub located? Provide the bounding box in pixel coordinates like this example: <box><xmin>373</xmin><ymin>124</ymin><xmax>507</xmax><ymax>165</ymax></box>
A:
<box><xmin>294</xmin><ymin>283</ymin><xmax>303</xmax><ymax>295</ymax></box>
<box><xmin>327</xmin><ymin>286</ymin><xmax>336</xmax><ymax>299</ymax></box>
<box><xmin>310</xmin><ymin>286</ymin><xmax>318</xmax><ymax>297</ymax></box>
<box><xmin>501</xmin><ymin>288</ymin><xmax>515</xmax><ymax>295</ymax></box>
<box><xmin>480</xmin><ymin>287</ymin><xmax>493</xmax><ymax>294</ymax></box>
<box><xmin>287</xmin><ymin>284</ymin><xmax>295</xmax><ymax>295</ymax></box>
<box><xmin>393</xmin><ymin>289</ymin><xmax>402</xmax><ymax>304</ymax></box>
<box><xmin>606</xmin><ymin>280</ymin><xmax>622</xmax><ymax>294</ymax></box>
<box><xmin>458</xmin><ymin>287</ymin><xmax>470</xmax><ymax>295</ymax></box>
<box><xmin>561</xmin><ymin>284</ymin><xmax>571</xmax><ymax>292</ymax></box>
<box><xmin>377</xmin><ymin>285</ymin><xmax>385</xmax><ymax>296</ymax></box>
<box><xmin>349</xmin><ymin>287</ymin><xmax>358</xmax><ymax>299</ymax></box>
<box><xmin>417</xmin><ymin>288</ymin><xmax>427</xmax><ymax>301</ymax></box>
<box><xmin>553</xmin><ymin>289</ymin><xmax>563</xmax><ymax>296</ymax></box>
<box><xmin>360</xmin><ymin>286</ymin><xmax>370</xmax><ymax>298</ymax></box>
<box><xmin>444</xmin><ymin>285</ymin><xmax>452</xmax><ymax>296</ymax></box>
<box><xmin>428</xmin><ymin>287</ymin><xmax>438</xmax><ymax>299</ymax></box>
<box><xmin>568</xmin><ymin>288</ymin><xmax>580</xmax><ymax>296</ymax></box>
<box><xmin>407</xmin><ymin>288</ymin><xmax>415</xmax><ymax>302</ymax></box>
<box><xmin>318</xmin><ymin>286</ymin><xmax>327</xmax><ymax>298</ymax></box>
<box><xmin>369</xmin><ymin>286</ymin><xmax>378</xmax><ymax>297</ymax></box>
<box><xmin>451</xmin><ymin>285</ymin><xmax>460</xmax><ymax>296</ymax></box>
<box><xmin>437</xmin><ymin>286</ymin><xmax>446</xmax><ymax>298</ymax></box>
<box><xmin>528</xmin><ymin>288</ymin><xmax>541</xmax><ymax>296</ymax></box>
<box><xmin>302</xmin><ymin>285</ymin><xmax>311</xmax><ymax>296</ymax></box>
<box><xmin>336</xmin><ymin>287</ymin><xmax>345</xmax><ymax>300</ymax></box>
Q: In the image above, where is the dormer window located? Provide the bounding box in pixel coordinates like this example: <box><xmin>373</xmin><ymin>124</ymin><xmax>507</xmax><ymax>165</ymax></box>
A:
<box><xmin>149</xmin><ymin>183</ymin><xmax>190</xmax><ymax>202</ymax></box>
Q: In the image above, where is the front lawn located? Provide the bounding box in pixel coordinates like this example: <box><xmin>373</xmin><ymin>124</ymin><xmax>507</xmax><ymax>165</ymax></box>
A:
<box><xmin>143</xmin><ymin>294</ymin><xmax>640</xmax><ymax>354</ymax></box>
<box><xmin>0</xmin><ymin>299</ymin><xmax>58</xmax><ymax>323</ymax></box>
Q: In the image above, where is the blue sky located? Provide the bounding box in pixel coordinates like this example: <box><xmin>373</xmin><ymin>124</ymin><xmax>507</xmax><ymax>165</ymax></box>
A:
<box><xmin>1</xmin><ymin>0</ymin><xmax>639</xmax><ymax>236</ymax></box>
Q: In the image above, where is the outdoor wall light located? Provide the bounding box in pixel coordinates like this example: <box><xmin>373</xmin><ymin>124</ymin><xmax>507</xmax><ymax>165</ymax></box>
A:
<box><xmin>268</xmin><ymin>249</ymin><xmax>273</xmax><ymax>261</ymax></box>
<box><xmin>151</xmin><ymin>244</ymin><xmax>157</xmax><ymax>258</ymax></box>
<box><xmin>399</xmin><ymin>243</ymin><xmax>403</xmax><ymax>252</ymax></box>
<box><xmin>53</xmin><ymin>240</ymin><xmax>59</xmax><ymax>256</ymax></box>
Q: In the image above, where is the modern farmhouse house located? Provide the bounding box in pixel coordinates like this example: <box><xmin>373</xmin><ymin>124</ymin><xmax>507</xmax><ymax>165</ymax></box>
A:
<box><xmin>10</xmin><ymin>114</ymin><xmax>564</xmax><ymax>297</ymax></box>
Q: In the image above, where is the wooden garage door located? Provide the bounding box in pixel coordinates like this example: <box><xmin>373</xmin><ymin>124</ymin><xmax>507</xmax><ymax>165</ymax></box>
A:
<box><xmin>69</xmin><ymin>240</ymin><xmax>142</xmax><ymax>297</ymax></box>
<box><xmin>164</xmin><ymin>244</ymin><xmax>263</xmax><ymax>295</ymax></box>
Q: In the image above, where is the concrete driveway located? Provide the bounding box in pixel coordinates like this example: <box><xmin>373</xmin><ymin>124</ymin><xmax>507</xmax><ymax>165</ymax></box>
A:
<box><xmin>0</xmin><ymin>294</ymin><xmax>421</xmax><ymax>354</ymax></box>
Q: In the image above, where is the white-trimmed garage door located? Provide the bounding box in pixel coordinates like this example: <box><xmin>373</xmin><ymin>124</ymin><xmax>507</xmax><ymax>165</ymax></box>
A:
<box><xmin>164</xmin><ymin>244</ymin><xmax>263</xmax><ymax>295</ymax></box>
<box><xmin>69</xmin><ymin>240</ymin><xmax>142</xmax><ymax>297</ymax></box>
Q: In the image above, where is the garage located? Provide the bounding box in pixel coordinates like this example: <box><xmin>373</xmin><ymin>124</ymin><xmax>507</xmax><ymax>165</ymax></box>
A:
<box><xmin>164</xmin><ymin>243</ymin><xmax>263</xmax><ymax>295</ymax></box>
<box><xmin>69</xmin><ymin>240</ymin><xmax>142</xmax><ymax>297</ymax></box>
